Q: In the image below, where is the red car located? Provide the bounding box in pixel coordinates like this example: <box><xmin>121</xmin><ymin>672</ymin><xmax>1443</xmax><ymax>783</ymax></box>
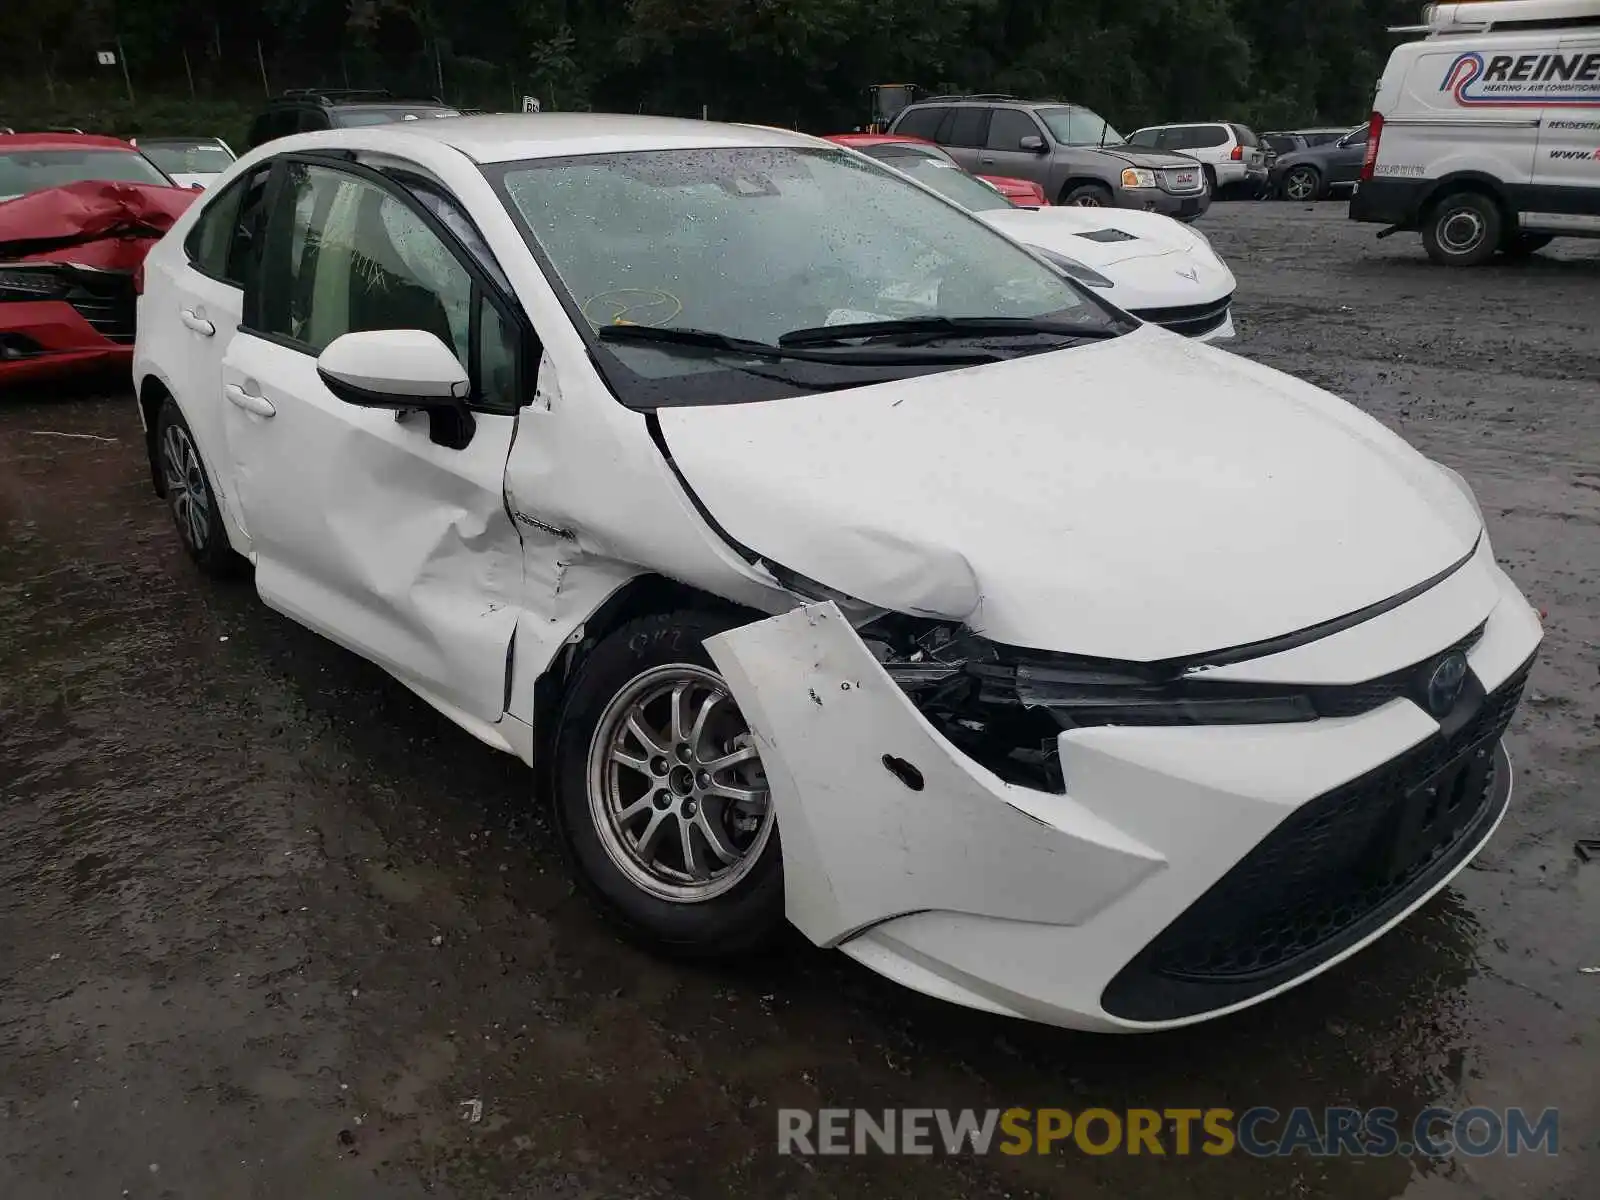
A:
<box><xmin>825</xmin><ymin>133</ymin><xmax>1050</xmax><ymax>206</ymax></box>
<box><xmin>1</xmin><ymin>133</ymin><xmax>196</xmax><ymax>385</ymax></box>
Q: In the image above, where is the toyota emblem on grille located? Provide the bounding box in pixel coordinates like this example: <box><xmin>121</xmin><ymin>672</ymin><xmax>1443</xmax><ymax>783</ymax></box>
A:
<box><xmin>1425</xmin><ymin>652</ymin><xmax>1469</xmax><ymax>717</ymax></box>
<box><xmin>1176</xmin><ymin>266</ymin><xmax>1199</xmax><ymax>282</ymax></box>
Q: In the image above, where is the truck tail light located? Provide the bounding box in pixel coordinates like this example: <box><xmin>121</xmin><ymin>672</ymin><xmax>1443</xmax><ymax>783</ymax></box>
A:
<box><xmin>1360</xmin><ymin>112</ymin><xmax>1384</xmax><ymax>182</ymax></box>
<box><xmin>1230</xmin><ymin>145</ymin><xmax>1243</xmax><ymax>161</ymax></box>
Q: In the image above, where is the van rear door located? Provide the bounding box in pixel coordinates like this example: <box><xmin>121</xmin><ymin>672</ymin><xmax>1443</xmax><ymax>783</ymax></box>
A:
<box><xmin>1528</xmin><ymin>33</ymin><xmax>1600</xmax><ymax>234</ymax></box>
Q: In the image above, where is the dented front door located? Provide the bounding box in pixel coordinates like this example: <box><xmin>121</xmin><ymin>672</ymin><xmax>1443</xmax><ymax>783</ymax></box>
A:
<box><xmin>220</xmin><ymin>329</ymin><xmax>522</xmax><ymax>725</ymax></box>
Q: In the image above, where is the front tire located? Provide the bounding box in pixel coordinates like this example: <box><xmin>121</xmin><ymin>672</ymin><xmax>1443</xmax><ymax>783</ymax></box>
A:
<box><xmin>552</xmin><ymin>610</ymin><xmax>784</xmax><ymax>957</ymax></box>
<box><xmin>1422</xmin><ymin>192</ymin><xmax>1502</xmax><ymax>267</ymax></box>
<box><xmin>154</xmin><ymin>397</ymin><xmax>240</xmax><ymax>577</ymax></box>
<box><xmin>1280</xmin><ymin>166</ymin><xmax>1321</xmax><ymax>202</ymax></box>
<box><xmin>1061</xmin><ymin>182</ymin><xmax>1112</xmax><ymax>208</ymax></box>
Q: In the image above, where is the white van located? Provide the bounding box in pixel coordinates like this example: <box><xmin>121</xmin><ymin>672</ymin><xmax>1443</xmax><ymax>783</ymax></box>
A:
<box><xmin>1350</xmin><ymin>0</ymin><xmax>1600</xmax><ymax>265</ymax></box>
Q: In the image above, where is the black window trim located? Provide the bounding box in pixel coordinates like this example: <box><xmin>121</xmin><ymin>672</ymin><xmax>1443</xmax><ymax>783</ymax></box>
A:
<box><xmin>238</xmin><ymin>149</ymin><xmax>538</xmax><ymax>416</ymax></box>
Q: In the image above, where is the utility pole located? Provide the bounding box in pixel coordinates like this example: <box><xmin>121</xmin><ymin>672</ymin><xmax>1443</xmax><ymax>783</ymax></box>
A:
<box><xmin>257</xmin><ymin>40</ymin><xmax>271</xmax><ymax>96</ymax></box>
<box><xmin>183</xmin><ymin>47</ymin><xmax>196</xmax><ymax>99</ymax></box>
<box><xmin>116</xmin><ymin>37</ymin><xmax>135</xmax><ymax>103</ymax></box>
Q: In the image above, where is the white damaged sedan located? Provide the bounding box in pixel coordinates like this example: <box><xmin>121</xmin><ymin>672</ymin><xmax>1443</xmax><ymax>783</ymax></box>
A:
<box><xmin>133</xmin><ymin>114</ymin><xmax>1541</xmax><ymax>1032</ymax></box>
<box><xmin>830</xmin><ymin>135</ymin><xmax>1236</xmax><ymax>341</ymax></box>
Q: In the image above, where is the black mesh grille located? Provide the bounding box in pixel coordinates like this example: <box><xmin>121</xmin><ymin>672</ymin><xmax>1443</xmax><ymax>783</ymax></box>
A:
<box><xmin>65</xmin><ymin>272</ymin><xmax>137</xmax><ymax>344</ymax></box>
<box><xmin>1129</xmin><ymin>294</ymin><xmax>1232</xmax><ymax>338</ymax></box>
<box><xmin>1101</xmin><ymin>655</ymin><xmax>1532</xmax><ymax>1023</ymax></box>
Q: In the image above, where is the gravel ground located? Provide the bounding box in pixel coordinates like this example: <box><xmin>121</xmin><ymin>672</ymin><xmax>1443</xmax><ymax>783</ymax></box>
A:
<box><xmin>1</xmin><ymin>201</ymin><xmax>1597</xmax><ymax>1200</ymax></box>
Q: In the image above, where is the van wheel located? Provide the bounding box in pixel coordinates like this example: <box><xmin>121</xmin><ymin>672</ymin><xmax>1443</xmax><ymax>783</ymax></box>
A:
<box><xmin>552</xmin><ymin>610</ymin><xmax>784</xmax><ymax>957</ymax></box>
<box><xmin>1422</xmin><ymin>192</ymin><xmax>1502</xmax><ymax>266</ymax></box>
<box><xmin>1061</xmin><ymin>183</ymin><xmax>1112</xmax><ymax>207</ymax></box>
<box><xmin>154</xmin><ymin>397</ymin><xmax>242</xmax><ymax>578</ymax></box>
<box><xmin>1501</xmin><ymin>232</ymin><xmax>1552</xmax><ymax>258</ymax></box>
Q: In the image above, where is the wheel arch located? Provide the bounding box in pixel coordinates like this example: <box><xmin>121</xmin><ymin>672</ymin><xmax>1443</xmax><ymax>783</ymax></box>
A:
<box><xmin>1417</xmin><ymin>172</ymin><xmax>1514</xmax><ymax>227</ymax></box>
<box><xmin>530</xmin><ymin>573</ymin><xmax>769</xmax><ymax>802</ymax></box>
<box><xmin>136</xmin><ymin>372</ymin><xmax>174</xmax><ymax>497</ymax></box>
<box><xmin>1057</xmin><ymin>176</ymin><xmax>1114</xmax><ymax>204</ymax></box>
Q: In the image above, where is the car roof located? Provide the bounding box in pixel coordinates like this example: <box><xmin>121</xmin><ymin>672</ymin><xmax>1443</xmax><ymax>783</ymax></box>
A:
<box><xmin>0</xmin><ymin>133</ymin><xmax>138</xmax><ymax>152</ymax></box>
<box><xmin>379</xmin><ymin>113</ymin><xmax>822</xmax><ymax>164</ymax></box>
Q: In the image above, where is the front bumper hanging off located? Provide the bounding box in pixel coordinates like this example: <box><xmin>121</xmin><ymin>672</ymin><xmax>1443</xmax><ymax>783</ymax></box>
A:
<box><xmin>705</xmin><ymin>550</ymin><xmax>1541</xmax><ymax>1032</ymax></box>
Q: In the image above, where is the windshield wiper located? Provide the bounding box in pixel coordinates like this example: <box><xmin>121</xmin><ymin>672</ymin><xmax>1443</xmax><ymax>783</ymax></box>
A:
<box><xmin>777</xmin><ymin>315</ymin><xmax>1120</xmax><ymax>347</ymax></box>
<box><xmin>597</xmin><ymin>322</ymin><xmax>1003</xmax><ymax>365</ymax></box>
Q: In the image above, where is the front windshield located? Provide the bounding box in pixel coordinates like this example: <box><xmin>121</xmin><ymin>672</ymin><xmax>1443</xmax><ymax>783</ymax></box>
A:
<box><xmin>494</xmin><ymin>145</ymin><xmax>1114</xmax><ymax>407</ymax></box>
<box><xmin>138</xmin><ymin>141</ymin><xmax>235</xmax><ymax>175</ymax></box>
<box><xmin>0</xmin><ymin>149</ymin><xmax>172</xmax><ymax>200</ymax></box>
<box><xmin>1036</xmin><ymin>106</ymin><xmax>1123</xmax><ymax>147</ymax></box>
<box><xmin>862</xmin><ymin>147</ymin><xmax>1014</xmax><ymax>213</ymax></box>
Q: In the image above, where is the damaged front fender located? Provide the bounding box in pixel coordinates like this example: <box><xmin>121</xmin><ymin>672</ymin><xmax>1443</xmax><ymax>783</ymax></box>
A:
<box><xmin>704</xmin><ymin>601</ymin><xmax>1163</xmax><ymax>946</ymax></box>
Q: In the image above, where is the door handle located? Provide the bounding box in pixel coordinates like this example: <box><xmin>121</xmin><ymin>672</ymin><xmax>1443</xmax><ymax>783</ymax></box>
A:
<box><xmin>180</xmin><ymin>308</ymin><xmax>216</xmax><ymax>337</ymax></box>
<box><xmin>979</xmin><ymin>155</ymin><xmax>996</xmax><ymax>164</ymax></box>
<box><xmin>224</xmin><ymin>383</ymin><xmax>275</xmax><ymax>417</ymax></box>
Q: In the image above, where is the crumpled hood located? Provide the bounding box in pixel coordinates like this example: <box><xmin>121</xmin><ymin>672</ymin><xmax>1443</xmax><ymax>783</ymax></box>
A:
<box><xmin>658</xmin><ymin>328</ymin><xmax>1481</xmax><ymax>660</ymax></box>
<box><xmin>0</xmin><ymin>179</ymin><xmax>197</xmax><ymax>271</ymax></box>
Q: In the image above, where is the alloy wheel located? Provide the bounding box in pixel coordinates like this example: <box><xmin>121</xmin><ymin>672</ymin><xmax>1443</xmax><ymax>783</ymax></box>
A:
<box><xmin>1285</xmin><ymin>169</ymin><xmax>1317</xmax><ymax>202</ymax></box>
<box><xmin>161</xmin><ymin>423</ymin><xmax>210</xmax><ymax>551</ymax></box>
<box><xmin>586</xmin><ymin>664</ymin><xmax>774</xmax><ymax>903</ymax></box>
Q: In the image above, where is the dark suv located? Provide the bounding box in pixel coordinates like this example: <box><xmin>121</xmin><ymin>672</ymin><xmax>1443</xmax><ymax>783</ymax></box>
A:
<box><xmin>887</xmin><ymin>94</ymin><xmax>1211</xmax><ymax>220</ymax></box>
<box><xmin>245</xmin><ymin>89</ymin><xmax>461</xmax><ymax>150</ymax></box>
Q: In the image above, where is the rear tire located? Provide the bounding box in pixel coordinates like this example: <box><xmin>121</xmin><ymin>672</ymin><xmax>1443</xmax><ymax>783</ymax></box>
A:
<box><xmin>1061</xmin><ymin>182</ymin><xmax>1113</xmax><ymax>208</ymax></box>
<box><xmin>154</xmin><ymin>397</ymin><xmax>242</xmax><ymax>578</ymax></box>
<box><xmin>1422</xmin><ymin>191</ymin><xmax>1502</xmax><ymax>267</ymax></box>
<box><xmin>552</xmin><ymin>609</ymin><xmax>784</xmax><ymax>958</ymax></box>
<box><xmin>1501</xmin><ymin>231</ymin><xmax>1552</xmax><ymax>258</ymax></box>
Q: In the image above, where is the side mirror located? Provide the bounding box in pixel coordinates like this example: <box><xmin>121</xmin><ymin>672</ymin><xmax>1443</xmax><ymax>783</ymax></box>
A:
<box><xmin>1019</xmin><ymin>134</ymin><xmax>1046</xmax><ymax>153</ymax></box>
<box><xmin>317</xmin><ymin>329</ymin><xmax>476</xmax><ymax>448</ymax></box>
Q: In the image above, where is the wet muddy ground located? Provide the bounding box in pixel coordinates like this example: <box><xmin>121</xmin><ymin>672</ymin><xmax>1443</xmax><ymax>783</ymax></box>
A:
<box><xmin>2</xmin><ymin>202</ymin><xmax>1597</xmax><ymax>1199</ymax></box>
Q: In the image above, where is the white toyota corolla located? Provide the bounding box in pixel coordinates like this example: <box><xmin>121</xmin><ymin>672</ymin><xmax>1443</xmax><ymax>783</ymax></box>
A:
<box><xmin>828</xmin><ymin>134</ymin><xmax>1237</xmax><ymax>341</ymax></box>
<box><xmin>133</xmin><ymin>114</ymin><xmax>1541</xmax><ymax>1032</ymax></box>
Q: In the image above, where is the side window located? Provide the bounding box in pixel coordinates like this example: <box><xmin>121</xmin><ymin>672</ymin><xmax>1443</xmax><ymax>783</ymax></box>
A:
<box><xmin>1193</xmin><ymin>125</ymin><xmax>1230</xmax><ymax>148</ymax></box>
<box><xmin>297</xmin><ymin>108</ymin><xmax>331</xmax><ymax>134</ymax></box>
<box><xmin>894</xmin><ymin>106</ymin><xmax>948</xmax><ymax>140</ymax></box>
<box><xmin>183</xmin><ymin>165</ymin><xmax>271</xmax><ymax>286</ymax></box>
<box><xmin>986</xmin><ymin>109</ymin><xmax>1039</xmax><ymax>151</ymax></box>
<box><xmin>944</xmin><ymin>107</ymin><xmax>990</xmax><ymax>149</ymax></box>
<box><xmin>259</xmin><ymin>162</ymin><xmax>518</xmax><ymax>411</ymax></box>
<box><xmin>1126</xmin><ymin>128</ymin><xmax>1162</xmax><ymax>148</ymax></box>
<box><xmin>1342</xmin><ymin>127</ymin><xmax>1369</xmax><ymax>148</ymax></box>
<box><xmin>184</xmin><ymin>176</ymin><xmax>248</xmax><ymax>277</ymax></box>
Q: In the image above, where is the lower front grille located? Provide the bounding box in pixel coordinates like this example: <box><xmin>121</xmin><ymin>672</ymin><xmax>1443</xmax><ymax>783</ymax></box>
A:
<box><xmin>65</xmin><ymin>272</ymin><xmax>137</xmax><ymax>344</ymax></box>
<box><xmin>1130</xmin><ymin>294</ymin><xmax>1232</xmax><ymax>338</ymax></box>
<box><xmin>1101</xmin><ymin>655</ymin><xmax>1532</xmax><ymax>1023</ymax></box>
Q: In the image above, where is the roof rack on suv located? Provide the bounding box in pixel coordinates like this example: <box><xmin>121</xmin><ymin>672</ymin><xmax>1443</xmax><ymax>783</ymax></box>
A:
<box><xmin>917</xmin><ymin>93</ymin><xmax>1020</xmax><ymax>103</ymax></box>
<box><xmin>278</xmin><ymin>88</ymin><xmax>394</xmax><ymax>102</ymax></box>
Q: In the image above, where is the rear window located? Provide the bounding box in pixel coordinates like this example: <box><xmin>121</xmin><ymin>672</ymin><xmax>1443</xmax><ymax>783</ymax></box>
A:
<box><xmin>1229</xmin><ymin>125</ymin><xmax>1259</xmax><ymax>147</ymax></box>
<box><xmin>0</xmin><ymin>148</ymin><xmax>171</xmax><ymax>200</ymax></box>
<box><xmin>1262</xmin><ymin>134</ymin><xmax>1298</xmax><ymax>155</ymax></box>
<box><xmin>331</xmin><ymin>106</ymin><xmax>461</xmax><ymax>128</ymax></box>
<box><xmin>138</xmin><ymin>141</ymin><xmax>235</xmax><ymax>175</ymax></box>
